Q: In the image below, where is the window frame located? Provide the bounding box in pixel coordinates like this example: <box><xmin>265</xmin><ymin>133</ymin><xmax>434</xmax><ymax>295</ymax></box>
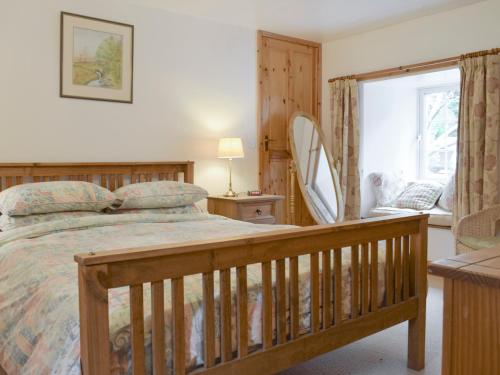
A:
<box><xmin>417</xmin><ymin>83</ymin><xmax>460</xmax><ymax>182</ymax></box>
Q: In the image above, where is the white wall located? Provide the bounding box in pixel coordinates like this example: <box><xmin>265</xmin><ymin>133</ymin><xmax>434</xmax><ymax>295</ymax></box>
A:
<box><xmin>0</xmin><ymin>0</ymin><xmax>258</xmax><ymax>197</ymax></box>
<box><xmin>321</xmin><ymin>0</ymin><xmax>500</xmax><ymax>136</ymax></box>
<box><xmin>359</xmin><ymin>79</ymin><xmax>419</xmax><ymax>216</ymax></box>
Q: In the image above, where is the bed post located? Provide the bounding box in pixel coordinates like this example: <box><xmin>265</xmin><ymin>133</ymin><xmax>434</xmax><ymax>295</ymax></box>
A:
<box><xmin>185</xmin><ymin>161</ymin><xmax>194</xmax><ymax>184</ymax></box>
<box><xmin>78</xmin><ymin>264</ymin><xmax>111</xmax><ymax>375</ymax></box>
<box><xmin>407</xmin><ymin>216</ymin><xmax>428</xmax><ymax>370</ymax></box>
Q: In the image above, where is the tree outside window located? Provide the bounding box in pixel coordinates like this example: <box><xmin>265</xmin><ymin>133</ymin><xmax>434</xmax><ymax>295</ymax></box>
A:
<box><xmin>418</xmin><ymin>85</ymin><xmax>460</xmax><ymax>181</ymax></box>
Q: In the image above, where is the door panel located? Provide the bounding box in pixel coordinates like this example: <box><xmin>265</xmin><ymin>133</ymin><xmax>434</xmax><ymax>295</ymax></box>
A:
<box><xmin>258</xmin><ymin>31</ymin><xmax>321</xmax><ymax>225</ymax></box>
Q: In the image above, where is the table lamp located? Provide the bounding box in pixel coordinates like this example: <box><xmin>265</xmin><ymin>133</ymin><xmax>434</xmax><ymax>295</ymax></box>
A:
<box><xmin>217</xmin><ymin>138</ymin><xmax>244</xmax><ymax>197</ymax></box>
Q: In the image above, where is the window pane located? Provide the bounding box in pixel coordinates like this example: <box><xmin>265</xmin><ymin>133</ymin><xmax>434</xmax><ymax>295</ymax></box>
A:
<box><xmin>421</xmin><ymin>87</ymin><xmax>459</xmax><ymax>180</ymax></box>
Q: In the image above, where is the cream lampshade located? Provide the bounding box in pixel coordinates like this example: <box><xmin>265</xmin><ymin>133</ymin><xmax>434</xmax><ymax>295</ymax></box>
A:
<box><xmin>217</xmin><ymin>138</ymin><xmax>244</xmax><ymax>197</ymax></box>
<box><xmin>217</xmin><ymin>138</ymin><xmax>244</xmax><ymax>159</ymax></box>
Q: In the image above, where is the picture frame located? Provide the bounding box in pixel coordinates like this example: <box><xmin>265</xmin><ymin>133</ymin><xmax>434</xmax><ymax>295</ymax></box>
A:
<box><xmin>60</xmin><ymin>12</ymin><xmax>134</xmax><ymax>103</ymax></box>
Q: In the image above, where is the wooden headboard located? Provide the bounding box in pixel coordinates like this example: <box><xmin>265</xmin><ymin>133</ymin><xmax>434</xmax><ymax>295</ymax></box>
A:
<box><xmin>0</xmin><ymin>162</ymin><xmax>194</xmax><ymax>192</ymax></box>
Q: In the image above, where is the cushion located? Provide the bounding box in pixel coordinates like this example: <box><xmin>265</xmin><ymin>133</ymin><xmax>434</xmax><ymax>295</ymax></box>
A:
<box><xmin>369</xmin><ymin>172</ymin><xmax>407</xmax><ymax>207</ymax></box>
<box><xmin>458</xmin><ymin>235</ymin><xmax>500</xmax><ymax>251</ymax></box>
<box><xmin>114</xmin><ymin>204</ymin><xmax>205</xmax><ymax>215</ymax></box>
<box><xmin>0</xmin><ymin>211</ymin><xmax>104</xmax><ymax>231</ymax></box>
<box><xmin>438</xmin><ymin>175</ymin><xmax>455</xmax><ymax>211</ymax></box>
<box><xmin>394</xmin><ymin>181</ymin><xmax>443</xmax><ymax>210</ymax></box>
<box><xmin>427</xmin><ymin>207</ymin><xmax>453</xmax><ymax>227</ymax></box>
<box><xmin>367</xmin><ymin>206</ymin><xmax>452</xmax><ymax>227</ymax></box>
<box><xmin>114</xmin><ymin>181</ymin><xmax>208</xmax><ymax>209</ymax></box>
<box><xmin>0</xmin><ymin>181</ymin><xmax>117</xmax><ymax>216</ymax></box>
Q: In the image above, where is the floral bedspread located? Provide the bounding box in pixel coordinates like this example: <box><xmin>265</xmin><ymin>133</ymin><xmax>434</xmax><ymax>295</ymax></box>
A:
<box><xmin>0</xmin><ymin>213</ymin><xmax>385</xmax><ymax>375</ymax></box>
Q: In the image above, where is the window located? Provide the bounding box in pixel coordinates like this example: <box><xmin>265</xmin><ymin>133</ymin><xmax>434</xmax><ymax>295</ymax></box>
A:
<box><xmin>418</xmin><ymin>85</ymin><xmax>460</xmax><ymax>181</ymax></box>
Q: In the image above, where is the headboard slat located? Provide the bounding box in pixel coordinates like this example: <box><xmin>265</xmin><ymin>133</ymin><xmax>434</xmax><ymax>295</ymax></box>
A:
<box><xmin>0</xmin><ymin>162</ymin><xmax>194</xmax><ymax>192</ymax></box>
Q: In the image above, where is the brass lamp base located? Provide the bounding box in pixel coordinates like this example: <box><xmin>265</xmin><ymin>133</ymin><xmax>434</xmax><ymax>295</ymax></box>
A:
<box><xmin>223</xmin><ymin>158</ymin><xmax>237</xmax><ymax>197</ymax></box>
<box><xmin>223</xmin><ymin>189</ymin><xmax>237</xmax><ymax>197</ymax></box>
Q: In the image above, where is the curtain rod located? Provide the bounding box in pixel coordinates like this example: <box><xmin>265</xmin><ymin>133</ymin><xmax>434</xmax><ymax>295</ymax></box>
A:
<box><xmin>328</xmin><ymin>47</ymin><xmax>500</xmax><ymax>83</ymax></box>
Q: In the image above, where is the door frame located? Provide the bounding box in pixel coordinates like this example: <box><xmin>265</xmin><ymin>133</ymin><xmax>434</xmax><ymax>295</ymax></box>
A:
<box><xmin>257</xmin><ymin>30</ymin><xmax>322</xmax><ymax>223</ymax></box>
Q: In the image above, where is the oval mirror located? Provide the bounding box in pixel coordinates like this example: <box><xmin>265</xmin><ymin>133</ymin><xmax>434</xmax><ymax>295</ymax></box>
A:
<box><xmin>289</xmin><ymin>112</ymin><xmax>344</xmax><ymax>224</ymax></box>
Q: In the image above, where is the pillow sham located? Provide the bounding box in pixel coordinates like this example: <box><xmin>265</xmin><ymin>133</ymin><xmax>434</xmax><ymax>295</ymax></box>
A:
<box><xmin>0</xmin><ymin>181</ymin><xmax>117</xmax><ymax>216</ymax></box>
<box><xmin>114</xmin><ymin>181</ymin><xmax>208</xmax><ymax>210</ymax></box>
<box><xmin>115</xmin><ymin>204</ymin><xmax>205</xmax><ymax>215</ymax></box>
<box><xmin>369</xmin><ymin>172</ymin><xmax>407</xmax><ymax>207</ymax></box>
<box><xmin>394</xmin><ymin>181</ymin><xmax>443</xmax><ymax>210</ymax></box>
<box><xmin>0</xmin><ymin>211</ymin><xmax>104</xmax><ymax>231</ymax></box>
<box><xmin>437</xmin><ymin>175</ymin><xmax>455</xmax><ymax>212</ymax></box>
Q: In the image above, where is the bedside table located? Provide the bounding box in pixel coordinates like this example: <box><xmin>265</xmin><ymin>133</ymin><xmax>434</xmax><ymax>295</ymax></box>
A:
<box><xmin>207</xmin><ymin>195</ymin><xmax>285</xmax><ymax>224</ymax></box>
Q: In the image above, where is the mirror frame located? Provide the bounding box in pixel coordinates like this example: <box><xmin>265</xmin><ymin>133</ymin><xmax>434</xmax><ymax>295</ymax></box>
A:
<box><xmin>288</xmin><ymin>111</ymin><xmax>345</xmax><ymax>224</ymax></box>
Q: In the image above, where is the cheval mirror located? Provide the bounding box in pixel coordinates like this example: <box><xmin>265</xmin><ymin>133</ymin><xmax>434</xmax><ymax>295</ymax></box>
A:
<box><xmin>289</xmin><ymin>112</ymin><xmax>344</xmax><ymax>224</ymax></box>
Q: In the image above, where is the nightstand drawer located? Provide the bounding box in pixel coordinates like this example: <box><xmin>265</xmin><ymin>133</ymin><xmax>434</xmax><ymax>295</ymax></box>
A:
<box><xmin>206</xmin><ymin>195</ymin><xmax>285</xmax><ymax>224</ymax></box>
<box><xmin>246</xmin><ymin>216</ymin><xmax>276</xmax><ymax>224</ymax></box>
<box><xmin>239</xmin><ymin>203</ymin><xmax>273</xmax><ymax>220</ymax></box>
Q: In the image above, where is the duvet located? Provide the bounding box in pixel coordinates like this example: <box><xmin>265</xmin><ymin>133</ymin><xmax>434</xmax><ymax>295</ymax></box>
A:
<box><xmin>0</xmin><ymin>213</ymin><xmax>385</xmax><ymax>374</ymax></box>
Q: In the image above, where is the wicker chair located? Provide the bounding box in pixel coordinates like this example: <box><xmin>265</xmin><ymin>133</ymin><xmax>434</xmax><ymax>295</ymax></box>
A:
<box><xmin>455</xmin><ymin>204</ymin><xmax>500</xmax><ymax>254</ymax></box>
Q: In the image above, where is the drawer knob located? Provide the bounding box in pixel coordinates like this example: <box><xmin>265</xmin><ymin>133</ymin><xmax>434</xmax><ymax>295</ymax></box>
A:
<box><xmin>256</xmin><ymin>209</ymin><xmax>263</xmax><ymax>216</ymax></box>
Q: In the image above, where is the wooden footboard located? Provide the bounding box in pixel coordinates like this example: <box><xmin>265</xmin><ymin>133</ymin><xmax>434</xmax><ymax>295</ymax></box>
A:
<box><xmin>75</xmin><ymin>213</ymin><xmax>428</xmax><ymax>375</ymax></box>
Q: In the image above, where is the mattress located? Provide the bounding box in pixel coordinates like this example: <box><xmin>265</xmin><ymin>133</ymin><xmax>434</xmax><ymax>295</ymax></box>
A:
<box><xmin>0</xmin><ymin>213</ymin><xmax>386</xmax><ymax>374</ymax></box>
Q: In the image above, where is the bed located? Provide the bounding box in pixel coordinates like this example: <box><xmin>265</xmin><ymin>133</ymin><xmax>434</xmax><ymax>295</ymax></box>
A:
<box><xmin>0</xmin><ymin>162</ymin><xmax>428</xmax><ymax>375</ymax></box>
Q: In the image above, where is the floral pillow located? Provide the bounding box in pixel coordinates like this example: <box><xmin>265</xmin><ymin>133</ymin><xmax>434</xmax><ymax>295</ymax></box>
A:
<box><xmin>0</xmin><ymin>181</ymin><xmax>117</xmax><ymax>216</ymax></box>
<box><xmin>369</xmin><ymin>172</ymin><xmax>407</xmax><ymax>207</ymax></box>
<box><xmin>437</xmin><ymin>175</ymin><xmax>455</xmax><ymax>212</ymax></box>
<box><xmin>394</xmin><ymin>181</ymin><xmax>443</xmax><ymax>210</ymax></box>
<box><xmin>0</xmin><ymin>211</ymin><xmax>104</xmax><ymax>231</ymax></box>
<box><xmin>114</xmin><ymin>181</ymin><xmax>208</xmax><ymax>210</ymax></box>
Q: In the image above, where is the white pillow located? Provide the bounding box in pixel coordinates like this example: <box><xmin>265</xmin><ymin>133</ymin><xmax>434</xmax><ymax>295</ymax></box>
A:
<box><xmin>369</xmin><ymin>172</ymin><xmax>407</xmax><ymax>207</ymax></box>
<box><xmin>437</xmin><ymin>175</ymin><xmax>455</xmax><ymax>212</ymax></box>
<box><xmin>395</xmin><ymin>181</ymin><xmax>443</xmax><ymax>210</ymax></box>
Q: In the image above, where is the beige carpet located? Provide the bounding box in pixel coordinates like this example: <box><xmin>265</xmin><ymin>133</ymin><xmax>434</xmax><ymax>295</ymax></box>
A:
<box><xmin>281</xmin><ymin>276</ymin><xmax>443</xmax><ymax>375</ymax></box>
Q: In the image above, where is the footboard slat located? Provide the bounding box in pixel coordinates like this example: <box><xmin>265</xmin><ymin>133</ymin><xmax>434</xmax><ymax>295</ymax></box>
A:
<box><xmin>310</xmin><ymin>253</ymin><xmax>320</xmax><ymax>333</ymax></box>
<box><xmin>361</xmin><ymin>243</ymin><xmax>369</xmax><ymax>315</ymax></box>
<box><xmin>276</xmin><ymin>259</ymin><xmax>287</xmax><ymax>344</ymax></box>
<box><xmin>172</xmin><ymin>278</ymin><xmax>185</xmax><ymax>374</ymax></box>
<box><xmin>394</xmin><ymin>237</ymin><xmax>402</xmax><ymax>303</ymax></box>
<box><xmin>202</xmin><ymin>273</ymin><xmax>216</xmax><ymax>368</ymax></box>
<box><xmin>370</xmin><ymin>242</ymin><xmax>379</xmax><ymax>313</ymax></box>
<box><xmin>385</xmin><ymin>239</ymin><xmax>394</xmax><ymax>306</ymax></box>
<box><xmin>130</xmin><ymin>285</ymin><xmax>146</xmax><ymax>375</ymax></box>
<box><xmin>350</xmin><ymin>245</ymin><xmax>359</xmax><ymax>319</ymax></box>
<box><xmin>334</xmin><ymin>248</ymin><xmax>342</xmax><ymax>325</ymax></box>
<box><xmin>261</xmin><ymin>262</ymin><xmax>273</xmax><ymax>349</ymax></box>
<box><xmin>322</xmin><ymin>251</ymin><xmax>332</xmax><ymax>328</ymax></box>
<box><xmin>220</xmin><ymin>269</ymin><xmax>232</xmax><ymax>362</ymax></box>
<box><xmin>236</xmin><ymin>266</ymin><xmax>248</xmax><ymax>357</ymax></box>
<box><xmin>289</xmin><ymin>257</ymin><xmax>300</xmax><ymax>339</ymax></box>
<box><xmin>151</xmin><ymin>281</ymin><xmax>166</xmax><ymax>375</ymax></box>
<box><xmin>402</xmin><ymin>235</ymin><xmax>410</xmax><ymax>300</ymax></box>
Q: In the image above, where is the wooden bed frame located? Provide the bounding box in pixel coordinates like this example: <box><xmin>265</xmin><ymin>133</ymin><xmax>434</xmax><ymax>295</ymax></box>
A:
<box><xmin>0</xmin><ymin>162</ymin><xmax>428</xmax><ymax>375</ymax></box>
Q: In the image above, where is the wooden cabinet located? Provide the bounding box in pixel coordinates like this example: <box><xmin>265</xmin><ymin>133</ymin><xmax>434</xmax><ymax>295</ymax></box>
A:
<box><xmin>207</xmin><ymin>195</ymin><xmax>285</xmax><ymax>224</ymax></box>
<box><xmin>428</xmin><ymin>245</ymin><xmax>500</xmax><ymax>375</ymax></box>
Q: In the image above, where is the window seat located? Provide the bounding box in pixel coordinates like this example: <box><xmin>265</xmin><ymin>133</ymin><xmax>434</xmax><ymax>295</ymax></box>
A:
<box><xmin>367</xmin><ymin>206</ymin><xmax>452</xmax><ymax>228</ymax></box>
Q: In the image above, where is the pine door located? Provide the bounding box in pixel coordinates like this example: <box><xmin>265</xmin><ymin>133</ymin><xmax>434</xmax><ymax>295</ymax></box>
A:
<box><xmin>258</xmin><ymin>31</ymin><xmax>321</xmax><ymax>225</ymax></box>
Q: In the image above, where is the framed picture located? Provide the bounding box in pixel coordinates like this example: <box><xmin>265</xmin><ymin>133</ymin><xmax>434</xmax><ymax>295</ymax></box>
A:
<box><xmin>60</xmin><ymin>12</ymin><xmax>134</xmax><ymax>103</ymax></box>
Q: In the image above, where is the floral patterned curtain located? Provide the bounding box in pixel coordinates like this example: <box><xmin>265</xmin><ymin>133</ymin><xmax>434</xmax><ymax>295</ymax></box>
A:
<box><xmin>330</xmin><ymin>78</ymin><xmax>360</xmax><ymax>220</ymax></box>
<box><xmin>454</xmin><ymin>51</ymin><xmax>500</xmax><ymax>227</ymax></box>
